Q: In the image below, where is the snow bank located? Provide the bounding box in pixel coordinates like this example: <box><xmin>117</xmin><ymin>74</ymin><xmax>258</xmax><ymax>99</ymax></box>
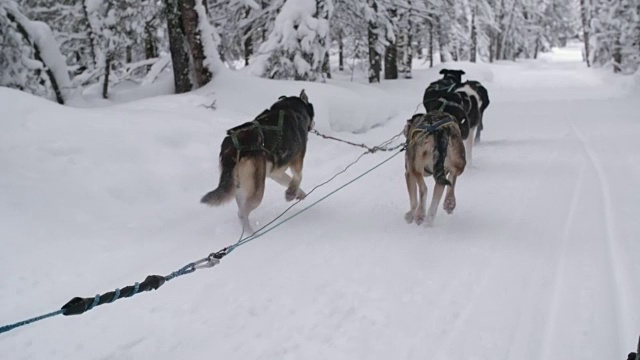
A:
<box><xmin>198</xmin><ymin>70</ymin><xmax>397</xmax><ymax>133</ymax></box>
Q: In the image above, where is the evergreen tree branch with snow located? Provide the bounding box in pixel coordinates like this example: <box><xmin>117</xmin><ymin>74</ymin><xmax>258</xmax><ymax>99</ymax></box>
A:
<box><xmin>1</xmin><ymin>0</ymin><xmax>71</xmax><ymax>104</ymax></box>
<box><xmin>251</xmin><ymin>0</ymin><xmax>333</xmax><ymax>81</ymax></box>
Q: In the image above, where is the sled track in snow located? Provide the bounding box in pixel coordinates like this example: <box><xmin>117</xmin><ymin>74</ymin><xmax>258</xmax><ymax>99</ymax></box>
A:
<box><xmin>538</xmin><ymin>152</ymin><xmax>587</xmax><ymax>360</ymax></box>
<box><xmin>571</xmin><ymin>123</ymin><xmax>632</xmax><ymax>352</ymax></box>
<box><xmin>430</xmin><ymin>148</ymin><xmax>565</xmax><ymax>360</ymax></box>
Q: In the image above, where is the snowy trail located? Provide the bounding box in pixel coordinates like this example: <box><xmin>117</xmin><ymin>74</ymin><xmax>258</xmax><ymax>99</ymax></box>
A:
<box><xmin>1</xmin><ymin>46</ymin><xmax>639</xmax><ymax>359</ymax></box>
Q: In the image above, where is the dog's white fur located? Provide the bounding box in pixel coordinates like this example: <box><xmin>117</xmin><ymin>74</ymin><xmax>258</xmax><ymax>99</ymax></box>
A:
<box><xmin>455</xmin><ymin>83</ymin><xmax>483</xmax><ymax>166</ymax></box>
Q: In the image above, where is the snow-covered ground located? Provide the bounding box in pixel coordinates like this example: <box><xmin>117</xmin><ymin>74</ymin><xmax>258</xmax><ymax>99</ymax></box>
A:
<box><xmin>1</xmin><ymin>44</ymin><xmax>639</xmax><ymax>359</ymax></box>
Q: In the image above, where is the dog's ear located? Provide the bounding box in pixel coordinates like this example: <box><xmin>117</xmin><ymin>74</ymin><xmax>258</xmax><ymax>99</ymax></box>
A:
<box><xmin>300</xmin><ymin>89</ymin><xmax>309</xmax><ymax>104</ymax></box>
<box><xmin>306</xmin><ymin>102</ymin><xmax>315</xmax><ymax>118</ymax></box>
<box><xmin>404</xmin><ymin>114</ymin><xmax>422</xmax><ymax>137</ymax></box>
<box><xmin>439</xmin><ymin>69</ymin><xmax>449</xmax><ymax>75</ymax></box>
<box><xmin>456</xmin><ymin>70</ymin><xmax>466</xmax><ymax>76</ymax></box>
<box><xmin>278</xmin><ymin>95</ymin><xmax>287</xmax><ymax>101</ymax></box>
<box><xmin>403</xmin><ymin>120</ymin><xmax>411</xmax><ymax>138</ymax></box>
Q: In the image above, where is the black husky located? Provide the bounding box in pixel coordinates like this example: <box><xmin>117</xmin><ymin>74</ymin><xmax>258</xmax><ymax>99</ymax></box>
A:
<box><xmin>201</xmin><ymin>90</ymin><xmax>315</xmax><ymax>233</ymax></box>
<box><xmin>423</xmin><ymin>69</ymin><xmax>470</xmax><ymax>140</ymax></box>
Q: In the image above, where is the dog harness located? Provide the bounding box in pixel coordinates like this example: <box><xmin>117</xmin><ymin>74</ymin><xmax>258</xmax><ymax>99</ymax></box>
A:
<box><xmin>424</xmin><ymin>79</ymin><xmax>466</xmax><ymax>114</ymax></box>
<box><xmin>426</xmin><ymin>79</ymin><xmax>458</xmax><ymax>93</ymax></box>
<box><xmin>408</xmin><ymin>112</ymin><xmax>457</xmax><ymax>147</ymax></box>
<box><xmin>227</xmin><ymin>110</ymin><xmax>286</xmax><ymax>158</ymax></box>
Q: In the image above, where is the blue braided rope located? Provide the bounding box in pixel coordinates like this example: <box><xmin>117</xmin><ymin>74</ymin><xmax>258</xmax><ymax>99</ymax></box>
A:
<box><xmin>87</xmin><ymin>295</ymin><xmax>100</xmax><ymax>311</ymax></box>
<box><xmin>110</xmin><ymin>288</ymin><xmax>121</xmax><ymax>303</ymax></box>
<box><xmin>227</xmin><ymin>149</ymin><xmax>404</xmax><ymax>254</ymax></box>
<box><xmin>129</xmin><ymin>283</ymin><xmax>140</xmax><ymax>297</ymax></box>
<box><xmin>164</xmin><ymin>263</ymin><xmax>196</xmax><ymax>282</ymax></box>
<box><xmin>0</xmin><ymin>309</ymin><xmax>64</xmax><ymax>335</ymax></box>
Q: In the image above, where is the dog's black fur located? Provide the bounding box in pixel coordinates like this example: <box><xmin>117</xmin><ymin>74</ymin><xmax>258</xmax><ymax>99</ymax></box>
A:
<box><xmin>464</xmin><ymin>80</ymin><xmax>490</xmax><ymax>142</ymax></box>
<box><xmin>423</xmin><ymin>69</ymin><xmax>470</xmax><ymax>139</ymax></box>
<box><xmin>201</xmin><ymin>90</ymin><xmax>315</xmax><ymax>232</ymax></box>
<box><xmin>221</xmin><ymin>95</ymin><xmax>315</xmax><ymax>168</ymax></box>
<box><xmin>439</xmin><ymin>69</ymin><xmax>465</xmax><ymax>83</ymax></box>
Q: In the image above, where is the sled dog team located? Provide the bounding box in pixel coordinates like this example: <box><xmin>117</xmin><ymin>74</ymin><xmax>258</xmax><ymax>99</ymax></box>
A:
<box><xmin>200</xmin><ymin>69</ymin><xmax>490</xmax><ymax>233</ymax></box>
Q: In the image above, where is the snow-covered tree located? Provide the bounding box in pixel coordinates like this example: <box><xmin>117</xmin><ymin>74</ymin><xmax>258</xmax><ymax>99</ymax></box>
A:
<box><xmin>252</xmin><ymin>0</ymin><xmax>333</xmax><ymax>81</ymax></box>
<box><xmin>590</xmin><ymin>0</ymin><xmax>639</xmax><ymax>73</ymax></box>
<box><xmin>164</xmin><ymin>0</ymin><xmax>222</xmax><ymax>92</ymax></box>
<box><xmin>1</xmin><ymin>0</ymin><xmax>71</xmax><ymax>103</ymax></box>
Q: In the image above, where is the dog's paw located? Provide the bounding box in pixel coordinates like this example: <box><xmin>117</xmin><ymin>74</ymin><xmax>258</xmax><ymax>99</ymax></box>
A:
<box><xmin>415</xmin><ymin>212</ymin><xmax>425</xmax><ymax>225</ymax></box>
<box><xmin>425</xmin><ymin>214</ymin><xmax>435</xmax><ymax>227</ymax></box>
<box><xmin>285</xmin><ymin>187</ymin><xmax>299</xmax><ymax>202</ymax></box>
<box><xmin>404</xmin><ymin>211</ymin><xmax>415</xmax><ymax>224</ymax></box>
<box><xmin>295</xmin><ymin>189</ymin><xmax>307</xmax><ymax>200</ymax></box>
<box><xmin>443</xmin><ymin>196</ymin><xmax>456</xmax><ymax>214</ymax></box>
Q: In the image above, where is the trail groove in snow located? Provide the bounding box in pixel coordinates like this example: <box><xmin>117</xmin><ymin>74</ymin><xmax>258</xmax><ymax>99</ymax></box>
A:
<box><xmin>572</xmin><ymin>123</ymin><xmax>638</xmax><ymax>351</ymax></box>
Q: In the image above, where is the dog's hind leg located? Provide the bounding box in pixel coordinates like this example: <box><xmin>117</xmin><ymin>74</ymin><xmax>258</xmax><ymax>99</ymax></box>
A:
<box><xmin>269</xmin><ymin>166</ymin><xmax>293</xmax><ymax>187</ymax></box>
<box><xmin>475</xmin><ymin>114</ymin><xmax>483</xmax><ymax>143</ymax></box>
<box><xmin>285</xmin><ymin>154</ymin><xmax>306</xmax><ymax>202</ymax></box>
<box><xmin>415</xmin><ymin>173</ymin><xmax>428</xmax><ymax>225</ymax></box>
<box><xmin>443</xmin><ymin>171</ymin><xmax>459</xmax><ymax>214</ymax></box>
<box><xmin>404</xmin><ymin>170</ymin><xmax>418</xmax><ymax>223</ymax></box>
<box><xmin>465</xmin><ymin>127</ymin><xmax>475</xmax><ymax>167</ymax></box>
<box><xmin>235</xmin><ymin>157</ymin><xmax>266</xmax><ymax>234</ymax></box>
<box><xmin>425</xmin><ymin>182</ymin><xmax>446</xmax><ymax>227</ymax></box>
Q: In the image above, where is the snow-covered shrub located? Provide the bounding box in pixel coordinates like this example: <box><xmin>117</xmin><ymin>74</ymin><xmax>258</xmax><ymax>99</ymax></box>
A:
<box><xmin>252</xmin><ymin>0</ymin><xmax>332</xmax><ymax>81</ymax></box>
<box><xmin>0</xmin><ymin>1</ymin><xmax>70</xmax><ymax>103</ymax></box>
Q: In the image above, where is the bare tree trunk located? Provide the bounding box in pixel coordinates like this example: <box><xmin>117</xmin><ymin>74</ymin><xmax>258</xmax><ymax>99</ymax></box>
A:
<box><xmin>385</xmin><ymin>44</ymin><xmax>398</xmax><ymax>79</ymax></box>
<box><xmin>164</xmin><ymin>0</ymin><xmax>212</xmax><ymax>92</ymax></box>
<box><xmin>102</xmin><ymin>55</ymin><xmax>111</xmax><ymax>99</ymax></box>
<box><xmin>338</xmin><ymin>31</ymin><xmax>344</xmax><ymax>71</ymax></box>
<box><xmin>637</xmin><ymin>2</ymin><xmax>640</xmax><ymax>57</ymax></box>
<box><xmin>489</xmin><ymin>32</ymin><xmax>495</xmax><ymax>63</ymax></box>
<box><xmin>182</xmin><ymin>0</ymin><xmax>212</xmax><ymax>87</ymax></box>
<box><xmin>144</xmin><ymin>24</ymin><xmax>157</xmax><ymax>72</ymax></box>
<box><xmin>243</xmin><ymin>8</ymin><xmax>253</xmax><ymax>67</ymax></box>
<box><xmin>533</xmin><ymin>36</ymin><xmax>540</xmax><ymax>60</ymax></box>
<box><xmin>164</xmin><ymin>0</ymin><xmax>193</xmax><ymax>92</ymax></box>
<box><xmin>368</xmin><ymin>0</ymin><xmax>381</xmax><ymax>83</ymax></box>
<box><xmin>428</xmin><ymin>20</ymin><xmax>434</xmax><ymax>67</ymax></box>
<box><xmin>470</xmin><ymin>9</ymin><xmax>477</xmax><ymax>63</ymax></box>
<box><xmin>243</xmin><ymin>35</ymin><xmax>252</xmax><ymax>67</ymax></box>
<box><xmin>81</xmin><ymin>0</ymin><xmax>98</xmax><ymax>69</ymax></box>
<box><xmin>613</xmin><ymin>38</ymin><xmax>622</xmax><ymax>73</ymax></box>
<box><xmin>580</xmin><ymin>0</ymin><xmax>591</xmax><ymax>67</ymax></box>
<box><xmin>495</xmin><ymin>0</ymin><xmax>505</xmax><ymax>61</ymax></box>
<box><xmin>144</xmin><ymin>24</ymin><xmax>157</xmax><ymax>60</ymax></box>
<box><xmin>316</xmin><ymin>0</ymin><xmax>331</xmax><ymax>80</ymax></box>
<box><xmin>384</xmin><ymin>8</ymin><xmax>398</xmax><ymax>79</ymax></box>
<box><xmin>261</xmin><ymin>0</ymin><xmax>267</xmax><ymax>41</ymax></box>
<box><xmin>323</xmin><ymin>52</ymin><xmax>331</xmax><ymax>79</ymax></box>
<box><xmin>438</xmin><ymin>17</ymin><xmax>447</xmax><ymax>63</ymax></box>
<box><xmin>404</xmin><ymin>20</ymin><xmax>413</xmax><ymax>78</ymax></box>
<box><xmin>126</xmin><ymin>46</ymin><xmax>132</xmax><ymax>63</ymax></box>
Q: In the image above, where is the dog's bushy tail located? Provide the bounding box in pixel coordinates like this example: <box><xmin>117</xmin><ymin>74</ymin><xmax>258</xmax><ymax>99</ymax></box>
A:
<box><xmin>201</xmin><ymin>154</ymin><xmax>236</xmax><ymax>206</ymax></box>
<box><xmin>434</xmin><ymin>129</ymin><xmax>452</xmax><ymax>186</ymax></box>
